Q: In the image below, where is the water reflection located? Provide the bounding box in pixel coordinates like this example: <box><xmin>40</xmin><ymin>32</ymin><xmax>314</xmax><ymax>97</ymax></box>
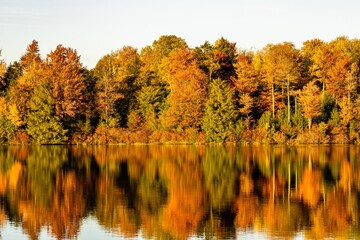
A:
<box><xmin>0</xmin><ymin>145</ymin><xmax>360</xmax><ymax>239</ymax></box>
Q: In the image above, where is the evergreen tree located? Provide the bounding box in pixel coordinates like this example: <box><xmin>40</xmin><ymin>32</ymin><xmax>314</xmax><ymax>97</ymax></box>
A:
<box><xmin>27</xmin><ymin>84</ymin><xmax>68</xmax><ymax>144</ymax></box>
<box><xmin>0</xmin><ymin>51</ymin><xmax>7</xmax><ymax>94</ymax></box>
<box><xmin>203</xmin><ymin>79</ymin><xmax>237</xmax><ymax>142</ymax></box>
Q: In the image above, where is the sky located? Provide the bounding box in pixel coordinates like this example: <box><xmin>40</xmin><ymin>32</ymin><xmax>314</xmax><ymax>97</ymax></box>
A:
<box><xmin>1</xmin><ymin>0</ymin><xmax>360</xmax><ymax>68</ymax></box>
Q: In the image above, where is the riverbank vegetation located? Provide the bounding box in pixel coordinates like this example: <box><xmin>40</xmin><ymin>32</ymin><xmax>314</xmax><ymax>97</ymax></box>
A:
<box><xmin>1</xmin><ymin>36</ymin><xmax>360</xmax><ymax>144</ymax></box>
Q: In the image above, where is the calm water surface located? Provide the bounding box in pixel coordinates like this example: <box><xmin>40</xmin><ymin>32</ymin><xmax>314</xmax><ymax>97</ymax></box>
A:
<box><xmin>0</xmin><ymin>145</ymin><xmax>360</xmax><ymax>239</ymax></box>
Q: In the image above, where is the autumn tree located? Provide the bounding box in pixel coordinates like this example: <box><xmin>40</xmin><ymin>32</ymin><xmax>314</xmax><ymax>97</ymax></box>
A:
<box><xmin>232</xmin><ymin>52</ymin><xmax>258</xmax><ymax>118</ymax></box>
<box><xmin>301</xmin><ymin>38</ymin><xmax>325</xmax><ymax>82</ymax></box>
<box><xmin>94</xmin><ymin>46</ymin><xmax>141</xmax><ymax>127</ymax></box>
<box><xmin>261</xmin><ymin>42</ymin><xmax>300</xmax><ymax>121</ymax></box>
<box><xmin>136</xmin><ymin>35</ymin><xmax>188</xmax><ymax>129</ymax></box>
<box><xmin>7</xmin><ymin>84</ymin><xmax>33</xmax><ymax>129</ymax></box>
<box><xmin>203</xmin><ymin>79</ymin><xmax>237</xmax><ymax>142</ymax></box>
<box><xmin>94</xmin><ymin>54</ymin><xmax>123</xmax><ymax>127</ymax></box>
<box><xmin>326</xmin><ymin>51</ymin><xmax>352</xmax><ymax>101</ymax></box>
<box><xmin>138</xmin><ymin>35</ymin><xmax>188</xmax><ymax>87</ymax></box>
<box><xmin>20</xmin><ymin>40</ymin><xmax>42</xmax><ymax>76</ymax></box>
<box><xmin>213</xmin><ymin>37</ymin><xmax>237</xmax><ymax>81</ymax></box>
<box><xmin>299</xmin><ymin>81</ymin><xmax>321</xmax><ymax>130</ymax></box>
<box><xmin>160</xmin><ymin>48</ymin><xmax>207</xmax><ymax>129</ymax></box>
<box><xmin>304</xmin><ymin>40</ymin><xmax>332</xmax><ymax>95</ymax></box>
<box><xmin>44</xmin><ymin>45</ymin><xmax>86</xmax><ymax>122</ymax></box>
<box><xmin>326</xmin><ymin>37</ymin><xmax>359</xmax><ymax>102</ymax></box>
<box><xmin>7</xmin><ymin>40</ymin><xmax>42</xmax><ymax>129</ymax></box>
<box><xmin>338</xmin><ymin>96</ymin><xmax>355</xmax><ymax>127</ymax></box>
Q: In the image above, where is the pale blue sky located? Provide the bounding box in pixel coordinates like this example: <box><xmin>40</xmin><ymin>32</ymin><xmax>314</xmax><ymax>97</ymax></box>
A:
<box><xmin>1</xmin><ymin>0</ymin><xmax>360</xmax><ymax>68</ymax></box>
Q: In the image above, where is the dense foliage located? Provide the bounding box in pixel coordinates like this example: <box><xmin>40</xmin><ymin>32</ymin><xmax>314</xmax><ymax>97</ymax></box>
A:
<box><xmin>1</xmin><ymin>36</ymin><xmax>360</xmax><ymax>144</ymax></box>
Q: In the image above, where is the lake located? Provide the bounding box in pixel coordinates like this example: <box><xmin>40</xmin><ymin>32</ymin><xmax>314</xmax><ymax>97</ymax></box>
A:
<box><xmin>0</xmin><ymin>145</ymin><xmax>359</xmax><ymax>239</ymax></box>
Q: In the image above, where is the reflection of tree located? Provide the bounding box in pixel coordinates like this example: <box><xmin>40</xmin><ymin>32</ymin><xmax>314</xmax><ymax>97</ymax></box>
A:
<box><xmin>18</xmin><ymin>200</ymin><xmax>48</xmax><ymax>240</ymax></box>
<box><xmin>257</xmin><ymin>200</ymin><xmax>303</xmax><ymax>239</ymax></box>
<box><xmin>233</xmin><ymin>196</ymin><xmax>258</xmax><ymax>229</ymax></box>
<box><xmin>0</xmin><ymin>204</ymin><xmax>6</xmax><ymax>227</ymax></box>
<box><xmin>308</xmin><ymin>190</ymin><xmax>354</xmax><ymax>239</ymax></box>
<box><xmin>137</xmin><ymin>159</ymin><xmax>167</xmax><ymax>213</ymax></box>
<box><xmin>26</xmin><ymin>146</ymin><xmax>69</xmax><ymax>206</ymax></box>
<box><xmin>299</xmin><ymin>168</ymin><xmax>322</xmax><ymax>207</ymax></box>
<box><xmin>49</xmin><ymin>172</ymin><xmax>85</xmax><ymax>239</ymax></box>
<box><xmin>136</xmin><ymin>159</ymin><xmax>169</xmax><ymax>239</ymax></box>
<box><xmin>233</xmin><ymin>173</ymin><xmax>258</xmax><ymax>230</ymax></box>
<box><xmin>160</xmin><ymin>156</ymin><xmax>205</xmax><ymax>238</ymax></box>
<box><xmin>0</xmin><ymin>162</ymin><xmax>23</xmax><ymax>195</ymax></box>
<box><xmin>203</xmin><ymin>146</ymin><xmax>239</xmax><ymax>211</ymax></box>
<box><xmin>1</xmin><ymin>145</ymin><xmax>360</xmax><ymax>239</ymax></box>
<box><xmin>339</xmin><ymin>160</ymin><xmax>352</xmax><ymax>192</ymax></box>
<box><xmin>95</xmin><ymin>164</ymin><xmax>139</xmax><ymax>238</ymax></box>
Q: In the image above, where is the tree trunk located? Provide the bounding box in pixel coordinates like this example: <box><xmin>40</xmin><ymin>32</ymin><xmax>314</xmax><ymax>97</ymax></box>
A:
<box><xmin>287</xmin><ymin>78</ymin><xmax>290</xmax><ymax>123</ymax></box>
<box><xmin>272</xmin><ymin>83</ymin><xmax>275</xmax><ymax>118</ymax></box>
<box><xmin>348</xmin><ymin>76</ymin><xmax>351</xmax><ymax>102</ymax></box>
<box><xmin>308</xmin><ymin>117</ymin><xmax>312</xmax><ymax>131</ymax></box>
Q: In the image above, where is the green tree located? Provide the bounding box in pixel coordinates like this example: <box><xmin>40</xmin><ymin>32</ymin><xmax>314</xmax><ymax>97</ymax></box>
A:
<box><xmin>136</xmin><ymin>86</ymin><xmax>167</xmax><ymax>130</ymax></box>
<box><xmin>2</xmin><ymin>61</ymin><xmax>22</xmax><ymax>92</ymax></box>
<box><xmin>0</xmin><ymin>51</ymin><xmax>9</xmax><ymax>94</ymax></box>
<box><xmin>193</xmin><ymin>41</ymin><xmax>220</xmax><ymax>81</ymax></box>
<box><xmin>0</xmin><ymin>98</ymin><xmax>15</xmax><ymax>143</ymax></box>
<box><xmin>27</xmin><ymin>83</ymin><xmax>68</xmax><ymax>144</ymax></box>
<box><xmin>203</xmin><ymin>79</ymin><xmax>237</xmax><ymax>142</ymax></box>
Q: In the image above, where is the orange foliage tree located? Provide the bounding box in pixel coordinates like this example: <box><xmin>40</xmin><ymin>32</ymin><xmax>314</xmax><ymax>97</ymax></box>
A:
<box><xmin>160</xmin><ymin>48</ymin><xmax>207</xmax><ymax>129</ymax></box>
<box><xmin>299</xmin><ymin>81</ymin><xmax>322</xmax><ymax>130</ymax></box>
<box><xmin>44</xmin><ymin>45</ymin><xmax>86</xmax><ymax>120</ymax></box>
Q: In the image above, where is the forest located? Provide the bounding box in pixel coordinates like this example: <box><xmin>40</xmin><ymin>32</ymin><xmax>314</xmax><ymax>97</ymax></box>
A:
<box><xmin>0</xmin><ymin>35</ymin><xmax>360</xmax><ymax>144</ymax></box>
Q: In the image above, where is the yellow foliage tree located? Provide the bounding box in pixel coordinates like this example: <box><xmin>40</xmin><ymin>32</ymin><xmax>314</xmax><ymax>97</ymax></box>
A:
<box><xmin>299</xmin><ymin>81</ymin><xmax>321</xmax><ymax>130</ymax></box>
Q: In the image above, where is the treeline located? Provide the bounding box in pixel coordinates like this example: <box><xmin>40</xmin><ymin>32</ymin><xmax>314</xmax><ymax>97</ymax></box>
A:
<box><xmin>1</xmin><ymin>35</ymin><xmax>360</xmax><ymax>144</ymax></box>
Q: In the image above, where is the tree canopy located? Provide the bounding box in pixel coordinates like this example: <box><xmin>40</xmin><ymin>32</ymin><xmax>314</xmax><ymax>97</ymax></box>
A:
<box><xmin>2</xmin><ymin>35</ymin><xmax>360</xmax><ymax>144</ymax></box>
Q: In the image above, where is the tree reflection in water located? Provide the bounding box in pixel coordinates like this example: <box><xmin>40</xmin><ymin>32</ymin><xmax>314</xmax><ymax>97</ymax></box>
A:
<box><xmin>0</xmin><ymin>145</ymin><xmax>359</xmax><ymax>239</ymax></box>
